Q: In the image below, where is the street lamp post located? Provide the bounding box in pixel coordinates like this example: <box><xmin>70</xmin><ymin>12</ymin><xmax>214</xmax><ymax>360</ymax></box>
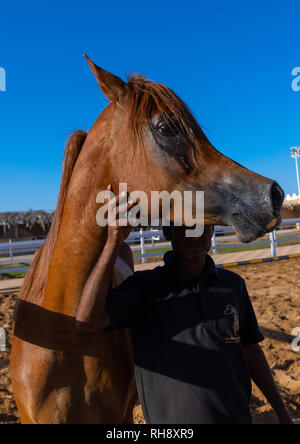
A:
<box><xmin>290</xmin><ymin>147</ymin><xmax>300</xmax><ymax>198</ymax></box>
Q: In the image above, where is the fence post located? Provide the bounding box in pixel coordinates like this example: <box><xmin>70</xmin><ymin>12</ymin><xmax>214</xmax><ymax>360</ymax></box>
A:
<box><xmin>9</xmin><ymin>239</ymin><xmax>13</xmax><ymax>262</ymax></box>
<box><xmin>211</xmin><ymin>231</ymin><xmax>217</xmax><ymax>255</ymax></box>
<box><xmin>269</xmin><ymin>230</ymin><xmax>277</xmax><ymax>257</ymax></box>
<box><xmin>140</xmin><ymin>228</ymin><xmax>146</xmax><ymax>264</ymax></box>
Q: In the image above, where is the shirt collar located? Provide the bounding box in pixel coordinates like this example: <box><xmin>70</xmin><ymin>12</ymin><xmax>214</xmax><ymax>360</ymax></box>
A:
<box><xmin>163</xmin><ymin>251</ymin><xmax>218</xmax><ymax>286</ymax></box>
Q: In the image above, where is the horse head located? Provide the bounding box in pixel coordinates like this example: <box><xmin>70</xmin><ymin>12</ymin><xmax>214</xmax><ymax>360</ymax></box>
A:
<box><xmin>82</xmin><ymin>55</ymin><xmax>284</xmax><ymax>243</ymax></box>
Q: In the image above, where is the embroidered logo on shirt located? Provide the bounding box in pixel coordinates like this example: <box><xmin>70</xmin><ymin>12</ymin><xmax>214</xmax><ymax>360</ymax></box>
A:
<box><xmin>224</xmin><ymin>304</ymin><xmax>241</xmax><ymax>344</ymax></box>
<box><xmin>191</xmin><ymin>283</ymin><xmax>201</xmax><ymax>294</ymax></box>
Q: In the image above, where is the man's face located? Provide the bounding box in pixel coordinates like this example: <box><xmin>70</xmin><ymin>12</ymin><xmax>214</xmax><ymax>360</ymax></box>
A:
<box><xmin>163</xmin><ymin>225</ymin><xmax>214</xmax><ymax>261</ymax></box>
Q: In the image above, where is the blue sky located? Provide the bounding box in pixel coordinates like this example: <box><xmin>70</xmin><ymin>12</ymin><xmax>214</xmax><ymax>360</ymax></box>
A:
<box><xmin>0</xmin><ymin>0</ymin><xmax>299</xmax><ymax>211</ymax></box>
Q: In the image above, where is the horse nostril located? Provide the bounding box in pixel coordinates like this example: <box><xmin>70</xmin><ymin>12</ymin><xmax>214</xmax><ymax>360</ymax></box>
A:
<box><xmin>270</xmin><ymin>182</ymin><xmax>284</xmax><ymax>216</ymax></box>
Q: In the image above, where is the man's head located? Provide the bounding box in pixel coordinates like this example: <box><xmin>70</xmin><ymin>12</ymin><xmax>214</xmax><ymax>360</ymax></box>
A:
<box><xmin>163</xmin><ymin>224</ymin><xmax>214</xmax><ymax>263</ymax></box>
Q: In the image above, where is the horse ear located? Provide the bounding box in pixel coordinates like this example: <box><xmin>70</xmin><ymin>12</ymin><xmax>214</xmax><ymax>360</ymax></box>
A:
<box><xmin>84</xmin><ymin>54</ymin><xmax>129</xmax><ymax>102</ymax></box>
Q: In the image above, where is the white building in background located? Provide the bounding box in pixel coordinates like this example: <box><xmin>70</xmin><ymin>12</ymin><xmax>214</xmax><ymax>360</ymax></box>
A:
<box><xmin>285</xmin><ymin>193</ymin><xmax>300</xmax><ymax>201</ymax></box>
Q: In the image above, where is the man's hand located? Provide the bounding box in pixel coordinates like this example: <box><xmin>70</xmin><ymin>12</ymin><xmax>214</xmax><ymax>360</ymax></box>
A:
<box><xmin>243</xmin><ymin>344</ymin><xmax>294</xmax><ymax>424</ymax></box>
<box><xmin>278</xmin><ymin>411</ymin><xmax>294</xmax><ymax>425</ymax></box>
<box><xmin>76</xmin><ymin>186</ymin><xmax>138</xmax><ymax>332</ymax></box>
<box><xmin>106</xmin><ymin>185</ymin><xmax>138</xmax><ymax>247</ymax></box>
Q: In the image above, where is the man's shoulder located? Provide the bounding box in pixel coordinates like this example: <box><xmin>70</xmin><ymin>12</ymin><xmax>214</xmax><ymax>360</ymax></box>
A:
<box><xmin>134</xmin><ymin>263</ymin><xmax>167</xmax><ymax>280</ymax></box>
<box><xmin>130</xmin><ymin>264</ymin><xmax>171</xmax><ymax>289</ymax></box>
<box><xmin>216</xmin><ymin>267</ymin><xmax>245</xmax><ymax>287</ymax></box>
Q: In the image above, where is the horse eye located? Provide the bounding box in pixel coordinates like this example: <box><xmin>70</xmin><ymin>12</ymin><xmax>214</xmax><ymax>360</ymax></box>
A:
<box><xmin>157</xmin><ymin>122</ymin><xmax>179</xmax><ymax>137</ymax></box>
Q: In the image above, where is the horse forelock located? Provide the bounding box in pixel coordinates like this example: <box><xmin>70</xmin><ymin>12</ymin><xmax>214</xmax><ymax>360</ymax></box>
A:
<box><xmin>19</xmin><ymin>130</ymin><xmax>88</xmax><ymax>302</ymax></box>
<box><xmin>126</xmin><ymin>74</ymin><xmax>200</xmax><ymax>147</ymax></box>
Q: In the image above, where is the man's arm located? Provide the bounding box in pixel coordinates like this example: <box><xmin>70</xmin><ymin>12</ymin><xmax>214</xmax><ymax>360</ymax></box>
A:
<box><xmin>76</xmin><ymin>186</ymin><xmax>137</xmax><ymax>332</ymax></box>
<box><xmin>243</xmin><ymin>343</ymin><xmax>293</xmax><ymax>424</ymax></box>
<box><xmin>76</xmin><ymin>241</ymin><xmax>121</xmax><ymax>332</ymax></box>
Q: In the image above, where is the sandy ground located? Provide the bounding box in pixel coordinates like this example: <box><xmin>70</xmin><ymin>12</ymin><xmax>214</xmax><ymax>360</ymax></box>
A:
<box><xmin>0</xmin><ymin>258</ymin><xmax>299</xmax><ymax>424</ymax></box>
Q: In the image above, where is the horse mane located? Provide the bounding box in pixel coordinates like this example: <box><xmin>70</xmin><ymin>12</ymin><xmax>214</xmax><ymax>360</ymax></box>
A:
<box><xmin>127</xmin><ymin>74</ymin><xmax>202</xmax><ymax>146</ymax></box>
<box><xmin>19</xmin><ymin>130</ymin><xmax>88</xmax><ymax>301</ymax></box>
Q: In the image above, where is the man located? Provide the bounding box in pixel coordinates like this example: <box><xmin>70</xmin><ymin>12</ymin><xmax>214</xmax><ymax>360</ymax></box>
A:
<box><xmin>76</xmin><ymin>190</ymin><xmax>292</xmax><ymax>424</ymax></box>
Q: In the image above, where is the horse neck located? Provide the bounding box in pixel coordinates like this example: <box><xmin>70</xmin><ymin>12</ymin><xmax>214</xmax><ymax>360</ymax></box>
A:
<box><xmin>42</xmin><ymin>129</ymin><xmax>115</xmax><ymax>315</ymax></box>
<box><xmin>42</xmin><ymin>194</ymin><xmax>109</xmax><ymax>316</ymax></box>
<box><xmin>41</xmin><ymin>104</ymin><xmax>137</xmax><ymax>316</ymax></box>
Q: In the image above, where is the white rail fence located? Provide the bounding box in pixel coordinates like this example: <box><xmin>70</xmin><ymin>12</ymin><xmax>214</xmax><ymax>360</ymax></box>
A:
<box><xmin>0</xmin><ymin>219</ymin><xmax>299</xmax><ymax>273</ymax></box>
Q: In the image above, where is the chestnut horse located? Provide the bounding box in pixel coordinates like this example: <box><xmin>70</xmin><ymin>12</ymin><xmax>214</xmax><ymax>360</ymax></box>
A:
<box><xmin>10</xmin><ymin>55</ymin><xmax>284</xmax><ymax>424</ymax></box>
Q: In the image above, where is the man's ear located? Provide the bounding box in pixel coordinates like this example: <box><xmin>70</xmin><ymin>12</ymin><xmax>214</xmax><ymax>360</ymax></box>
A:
<box><xmin>84</xmin><ymin>54</ymin><xmax>129</xmax><ymax>102</ymax></box>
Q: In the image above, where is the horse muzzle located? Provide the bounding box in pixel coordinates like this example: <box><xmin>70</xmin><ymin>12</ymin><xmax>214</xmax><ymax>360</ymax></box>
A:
<box><xmin>204</xmin><ymin>181</ymin><xmax>285</xmax><ymax>243</ymax></box>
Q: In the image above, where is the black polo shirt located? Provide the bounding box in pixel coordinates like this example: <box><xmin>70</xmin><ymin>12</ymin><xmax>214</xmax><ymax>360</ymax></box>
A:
<box><xmin>106</xmin><ymin>252</ymin><xmax>264</xmax><ymax>424</ymax></box>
